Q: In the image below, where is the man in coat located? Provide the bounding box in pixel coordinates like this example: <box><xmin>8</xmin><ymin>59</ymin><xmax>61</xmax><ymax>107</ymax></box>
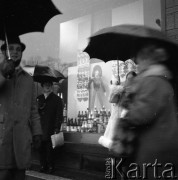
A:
<box><xmin>37</xmin><ymin>80</ymin><xmax>63</xmax><ymax>173</ymax></box>
<box><xmin>0</xmin><ymin>36</ymin><xmax>42</xmax><ymax>180</ymax></box>
<box><xmin>118</xmin><ymin>41</ymin><xmax>178</xmax><ymax>179</ymax></box>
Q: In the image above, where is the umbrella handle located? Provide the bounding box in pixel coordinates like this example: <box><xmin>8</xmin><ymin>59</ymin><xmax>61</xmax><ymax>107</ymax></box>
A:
<box><xmin>4</xmin><ymin>26</ymin><xmax>11</xmax><ymax>60</ymax></box>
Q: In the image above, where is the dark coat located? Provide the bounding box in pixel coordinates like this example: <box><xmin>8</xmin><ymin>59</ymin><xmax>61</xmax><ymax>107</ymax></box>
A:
<box><xmin>0</xmin><ymin>68</ymin><xmax>42</xmax><ymax>169</ymax></box>
<box><xmin>120</xmin><ymin>65</ymin><xmax>178</xmax><ymax>178</ymax></box>
<box><xmin>37</xmin><ymin>92</ymin><xmax>63</xmax><ymax>140</ymax></box>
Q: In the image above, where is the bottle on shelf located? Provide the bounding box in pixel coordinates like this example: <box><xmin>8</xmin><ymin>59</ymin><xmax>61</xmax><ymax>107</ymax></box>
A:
<box><xmin>81</xmin><ymin>120</ymin><xmax>85</xmax><ymax>133</ymax></box>
<box><xmin>78</xmin><ymin>111</ymin><xmax>81</xmax><ymax>120</ymax></box>
<box><xmin>86</xmin><ymin>107</ymin><xmax>89</xmax><ymax>118</ymax></box>
<box><xmin>92</xmin><ymin>119</ymin><xmax>98</xmax><ymax>133</ymax></box>
<box><xmin>70</xmin><ymin>118</ymin><xmax>74</xmax><ymax>132</ymax></box>
<box><xmin>84</xmin><ymin>111</ymin><xmax>88</xmax><ymax>120</ymax></box>
<box><xmin>94</xmin><ymin>106</ymin><xmax>97</xmax><ymax>119</ymax></box>
<box><xmin>81</xmin><ymin>111</ymin><xmax>84</xmax><ymax>122</ymax></box>
<box><xmin>66</xmin><ymin>118</ymin><xmax>70</xmax><ymax>132</ymax></box>
<box><xmin>63</xmin><ymin>104</ymin><xmax>67</xmax><ymax>123</ymax></box>
<box><xmin>99</xmin><ymin>109</ymin><xmax>103</xmax><ymax>123</ymax></box>
<box><xmin>61</xmin><ymin>120</ymin><xmax>67</xmax><ymax>132</ymax></box>
<box><xmin>74</xmin><ymin>118</ymin><xmax>78</xmax><ymax>132</ymax></box>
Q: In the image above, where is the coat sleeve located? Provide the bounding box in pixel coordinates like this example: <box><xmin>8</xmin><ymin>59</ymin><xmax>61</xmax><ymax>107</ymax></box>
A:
<box><xmin>30</xmin><ymin>82</ymin><xmax>42</xmax><ymax>136</ymax></box>
<box><xmin>109</xmin><ymin>85</ymin><xmax>124</xmax><ymax>103</ymax></box>
<box><xmin>0</xmin><ymin>62</ymin><xmax>7</xmax><ymax>88</ymax></box>
<box><xmin>121</xmin><ymin>77</ymin><xmax>173</xmax><ymax>127</ymax></box>
<box><xmin>0</xmin><ymin>73</ymin><xmax>6</xmax><ymax>88</ymax></box>
<box><xmin>55</xmin><ymin>97</ymin><xmax>64</xmax><ymax>130</ymax></box>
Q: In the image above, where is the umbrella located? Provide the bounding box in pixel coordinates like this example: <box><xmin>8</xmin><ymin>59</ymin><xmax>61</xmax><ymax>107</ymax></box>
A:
<box><xmin>0</xmin><ymin>0</ymin><xmax>61</xmax><ymax>39</ymax></box>
<box><xmin>84</xmin><ymin>24</ymin><xmax>178</xmax><ymax>62</ymax></box>
<box><xmin>23</xmin><ymin>65</ymin><xmax>65</xmax><ymax>83</ymax></box>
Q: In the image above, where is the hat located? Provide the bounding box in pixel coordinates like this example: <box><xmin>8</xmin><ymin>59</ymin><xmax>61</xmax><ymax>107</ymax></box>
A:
<box><xmin>40</xmin><ymin>79</ymin><xmax>53</xmax><ymax>87</ymax></box>
<box><xmin>1</xmin><ymin>36</ymin><xmax>26</xmax><ymax>52</ymax></box>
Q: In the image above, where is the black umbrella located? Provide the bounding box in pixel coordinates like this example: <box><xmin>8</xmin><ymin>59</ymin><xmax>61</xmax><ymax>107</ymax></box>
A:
<box><xmin>33</xmin><ymin>65</ymin><xmax>65</xmax><ymax>83</ymax></box>
<box><xmin>84</xmin><ymin>24</ymin><xmax>178</xmax><ymax>62</ymax></box>
<box><xmin>0</xmin><ymin>0</ymin><xmax>61</xmax><ymax>39</ymax></box>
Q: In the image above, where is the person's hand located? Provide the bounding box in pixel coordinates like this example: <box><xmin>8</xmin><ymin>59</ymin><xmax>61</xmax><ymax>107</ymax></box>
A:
<box><xmin>1</xmin><ymin>59</ymin><xmax>15</xmax><ymax>79</ymax></box>
<box><xmin>33</xmin><ymin>135</ymin><xmax>42</xmax><ymax>150</ymax></box>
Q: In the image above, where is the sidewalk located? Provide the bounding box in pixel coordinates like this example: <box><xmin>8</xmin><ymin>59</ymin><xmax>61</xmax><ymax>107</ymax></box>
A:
<box><xmin>26</xmin><ymin>170</ymin><xmax>73</xmax><ymax>180</ymax></box>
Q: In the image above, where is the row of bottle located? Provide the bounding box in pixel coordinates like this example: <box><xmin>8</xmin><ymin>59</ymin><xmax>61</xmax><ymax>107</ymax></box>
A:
<box><xmin>77</xmin><ymin>106</ymin><xmax>111</xmax><ymax>122</ymax></box>
<box><xmin>61</xmin><ymin>117</ymin><xmax>108</xmax><ymax>134</ymax></box>
<box><xmin>61</xmin><ymin>106</ymin><xmax>111</xmax><ymax>134</ymax></box>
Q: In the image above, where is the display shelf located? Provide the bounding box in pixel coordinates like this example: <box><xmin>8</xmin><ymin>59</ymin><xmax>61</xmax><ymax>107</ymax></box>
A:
<box><xmin>63</xmin><ymin>132</ymin><xmax>103</xmax><ymax>144</ymax></box>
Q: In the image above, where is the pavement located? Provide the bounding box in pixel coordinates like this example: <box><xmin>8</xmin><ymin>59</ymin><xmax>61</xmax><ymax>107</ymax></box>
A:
<box><xmin>26</xmin><ymin>170</ymin><xmax>73</xmax><ymax>180</ymax></box>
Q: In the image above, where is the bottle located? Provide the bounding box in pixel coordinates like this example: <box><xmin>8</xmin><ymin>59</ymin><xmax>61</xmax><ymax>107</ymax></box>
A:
<box><xmin>92</xmin><ymin>119</ymin><xmax>98</xmax><ymax>133</ymax></box>
<box><xmin>70</xmin><ymin>118</ymin><xmax>74</xmax><ymax>132</ymax></box>
<box><xmin>103</xmin><ymin>111</ymin><xmax>107</xmax><ymax>123</ymax></box>
<box><xmin>86</xmin><ymin>107</ymin><xmax>89</xmax><ymax>118</ymax></box>
<box><xmin>81</xmin><ymin>111</ymin><xmax>84</xmax><ymax>122</ymax></box>
<box><xmin>74</xmin><ymin>118</ymin><xmax>78</xmax><ymax>132</ymax></box>
<box><xmin>94</xmin><ymin>106</ymin><xmax>97</xmax><ymax>118</ymax></box>
<box><xmin>87</xmin><ymin>113</ymin><xmax>91</xmax><ymax>132</ymax></box>
<box><xmin>66</xmin><ymin>118</ymin><xmax>70</xmax><ymax>132</ymax></box>
<box><xmin>99</xmin><ymin>109</ymin><xmax>103</xmax><ymax>123</ymax></box>
<box><xmin>84</xmin><ymin>111</ymin><xmax>88</xmax><ymax>120</ymax></box>
<box><xmin>81</xmin><ymin>120</ymin><xmax>85</xmax><ymax>133</ymax></box>
<box><xmin>62</xmin><ymin>120</ymin><xmax>67</xmax><ymax>132</ymax></box>
<box><xmin>79</xmin><ymin>118</ymin><xmax>83</xmax><ymax>132</ymax></box>
<box><xmin>84</xmin><ymin>119</ymin><xmax>88</xmax><ymax>133</ymax></box>
<box><xmin>63</xmin><ymin>104</ymin><xmax>67</xmax><ymax>123</ymax></box>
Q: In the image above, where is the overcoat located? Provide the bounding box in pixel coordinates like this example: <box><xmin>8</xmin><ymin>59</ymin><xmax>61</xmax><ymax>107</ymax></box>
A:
<box><xmin>37</xmin><ymin>92</ymin><xmax>63</xmax><ymax>140</ymax></box>
<box><xmin>120</xmin><ymin>65</ymin><xmax>178</xmax><ymax>179</ymax></box>
<box><xmin>0</xmin><ymin>67</ymin><xmax>42</xmax><ymax>169</ymax></box>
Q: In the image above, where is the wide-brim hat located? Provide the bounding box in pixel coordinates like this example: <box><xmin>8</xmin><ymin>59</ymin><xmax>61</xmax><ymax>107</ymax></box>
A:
<box><xmin>1</xmin><ymin>36</ymin><xmax>26</xmax><ymax>52</ymax></box>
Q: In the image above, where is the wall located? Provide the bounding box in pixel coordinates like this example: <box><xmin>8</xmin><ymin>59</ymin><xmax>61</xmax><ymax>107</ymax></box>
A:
<box><xmin>112</xmin><ymin>0</ymin><xmax>144</xmax><ymax>26</ymax></box>
<box><xmin>59</xmin><ymin>20</ymin><xmax>79</xmax><ymax>63</ymax></box>
<box><xmin>91</xmin><ymin>9</ymin><xmax>112</xmax><ymax>34</ymax></box>
<box><xmin>143</xmin><ymin>0</ymin><xmax>161</xmax><ymax>29</ymax></box>
<box><xmin>59</xmin><ymin>15</ymin><xmax>91</xmax><ymax>64</ymax></box>
<box><xmin>163</xmin><ymin>0</ymin><xmax>178</xmax><ymax>41</ymax></box>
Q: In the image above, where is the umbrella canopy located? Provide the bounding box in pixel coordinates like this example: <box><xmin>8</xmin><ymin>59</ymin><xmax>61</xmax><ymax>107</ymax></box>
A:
<box><xmin>24</xmin><ymin>65</ymin><xmax>65</xmax><ymax>83</ymax></box>
<box><xmin>84</xmin><ymin>24</ymin><xmax>178</xmax><ymax>62</ymax></box>
<box><xmin>0</xmin><ymin>0</ymin><xmax>61</xmax><ymax>39</ymax></box>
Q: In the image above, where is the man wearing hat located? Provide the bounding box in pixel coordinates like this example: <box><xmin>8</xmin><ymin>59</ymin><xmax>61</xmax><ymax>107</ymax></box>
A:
<box><xmin>37</xmin><ymin>80</ymin><xmax>63</xmax><ymax>174</ymax></box>
<box><xmin>0</xmin><ymin>36</ymin><xmax>42</xmax><ymax>180</ymax></box>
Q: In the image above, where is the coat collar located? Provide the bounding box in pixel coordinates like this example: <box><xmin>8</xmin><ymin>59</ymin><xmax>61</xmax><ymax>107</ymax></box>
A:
<box><xmin>15</xmin><ymin>66</ymin><xmax>26</xmax><ymax>75</ymax></box>
<box><xmin>139</xmin><ymin>64</ymin><xmax>172</xmax><ymax>80</ymax></box>
<box><xmin>43</xmin><ymin>92</ymin><xmax>53</xmax><ymax>99</ymax></box>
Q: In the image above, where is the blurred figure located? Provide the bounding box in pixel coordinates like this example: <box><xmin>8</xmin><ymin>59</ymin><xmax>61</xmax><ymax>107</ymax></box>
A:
<box><xmin>37</xmin><ymin>80</ymin><xmax>63</xmax><ymax>174</ymax></box>
<box><xmin>0</xmin><ymin>36</ymin><xmax>42</xmax><ymax>180</ymax></box>
<box><xmin>124</xmin><ymin>71</ymin><xmax>137</xmax><ymax>87</ymax></box>
<box><xmin>121</xmin><ymin>71</ymin><xmax>137</xmax><ymax>111</ymax></box>
<box><xmin>119</xmin><ymin>40</ymin><xmax>178</xmax><ymax>179</ymax></box>
<box><xmin>88</xmin><ymin>65</ymin><xmax>106</xmax><ymax>111</ymax></box>
<box><xmin>98</xmin><ymin>74</ymin><xmax>136</xmax><ymax>157</ymax></box>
